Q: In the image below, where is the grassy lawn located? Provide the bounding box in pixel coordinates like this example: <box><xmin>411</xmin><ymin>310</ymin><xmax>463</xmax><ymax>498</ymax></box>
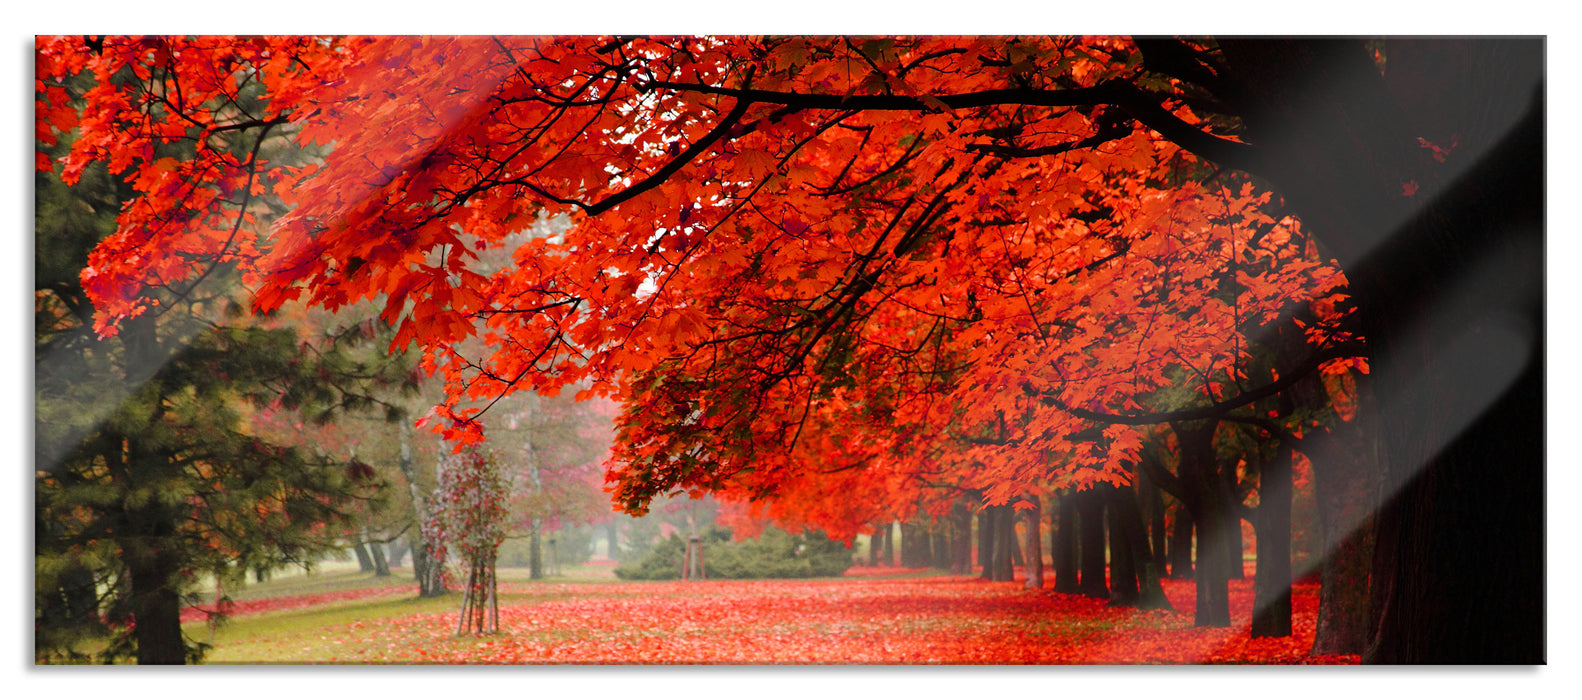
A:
<box><xmin>191</xmin><ymin>562</ymin><xmax>638</xmax><ymax>662</ymax></box>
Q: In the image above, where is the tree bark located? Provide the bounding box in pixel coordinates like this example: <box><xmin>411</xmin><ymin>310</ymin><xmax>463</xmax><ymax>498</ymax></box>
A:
<box><xmin>977</xmin><ymin>508</ymin><xmax>994</xmax><ymax>579</ymax></box>
<box><xmin>1310</xmin><ymin>381</ymin><xmax>1382</xmax><ymax>655</ymax></box>
<box><xmin>1220</xmin><ymin>456</ymin><xmax>1247</xmax><ymax>581</ymax></box>
<box><xmin>1214</xmin><ymin>37</ymin><xmax>1545</xmax><ymax>663</ymax></box>
<box><xmin>396</xmin><ymin>422</ymin><xmax>446</xmax><ymax>597</ymax></box>
<box><xmin>1021</xmin><ymin>495</ymin><xmax>1044</xmax><ymax>589</ymax></box>
<box><xmin>879</xmin><ymin>521</ymin><xmax>894</xmax><ymax>567</ymax></box>
<box><xmin>1173</xmin><ymin>419</ymin><xmax>1231</xmax><ymax>627</ymax></box>
<box><xmin>904</xmin><ymin>522</ymin><xmax>917</xmax><ymax>566</ymax></box>
<box><xmin>873</xmin><ymin>522</ymin><xmax>885</xmax><ymax>566</ymax></box>
<box><xmin>1273</xmin><ymin>312</ymin><xmax>1381</xmax><ymax>654</ymax></box>
<box><xmin>352</xmin><ymin>542</ymin><xmax>375</xmax><ymax>573</ymax></box>
<box><xmin>932</xmin><ymin>521</ymin><xmax>951</xmax><ymax>570</ymax></box>
<box><xmin>1110</xmin><ymin>482</ymin><xmax>1175</xmax><ymax>611</ymax></box>
<box><xmin>117</xmin><ymin>315</ymin><xmax>189</xmax><ymax>664</ymax></box>
<box><xmin>1005</xmin><ymin>506</ymin><xmax>1023</xmax><ymax>570</ymax></box>
<box><xmin>387</xmin><ymin>539</ymin><xmax>409</xmax><ymax>568</ymax></box>
<box><xmin>1224</xmin><ymin>528</ymin><xmax>1244</xmax><ymax>580</ymax></box>
<box><xmin>120</xmin><ymin>449</ymin><xmax>187</xmax><ymax>664</ymax></box>
<box><xmin>951</xmin><ymin>501</ymin><xmax>973</xmax><ymax>574</ymax></box>
<box><xmin>1052</xmin><ymin>492</ymin><xmax>1080</xmax><ymax>593</ymax></box>
<box><xmin>1106</xmin><ymin>486</ymin><xmax>1139</xmax><ymax>606</ymax></box>
<box><xmin>1075</xmin><ymin>488</ymin><xmax>1109</xmax><ymax>598</ymax></box>
<box><xmin>1138</xmin><ymin>463</ymin><xmax>1169</xmax><ymax>574</ymax></box>
<box><xmin>125</xmin><ymin>543</ymin><xmax>186</xmax><ymax>665</ymax></box>
<box><xmin>529</xmin><ymin>519</ymin><xmax>544</xmax><ymax>580</ymax></box>
<box><xmin>1251</xmin><ymin>442</ymin><xmax>1294</xmax><ymax>638</ymax></box>
<box><xmin>371</xmin><ymin>540</ymin><xmax>391</xmax><ymax>577</ymax></box>
<box><xmin>901</xmin><ymin>520</ymin><xmax>932</xmax><ymax>568</ymax></box>
<box><xmin>994</xmin><ymin>504</ymin><xmax>1016</xmax><ymax>581</ymax></box>
<box><xmin>1167</xmin><ymin>503</ymin><xmax>1194</xmax><ymax>581</ymax></box>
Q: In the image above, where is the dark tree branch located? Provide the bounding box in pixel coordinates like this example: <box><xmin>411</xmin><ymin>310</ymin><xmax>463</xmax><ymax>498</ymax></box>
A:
<box><xmin>1054</xmin><ymin>342</ymin><xmax>1366</xmax><ymax>426</ymax></box>
<box><xmin>1133</xmin><ymin>37</ymin><xmax>1230</xmax><ymax>98</ymax></box>
<box><xmin>966</xmin><ymin>112</ymin><xmax>1131</xmax><ymax>158</ymax></box>
<box><xmin>574</xmin><ymin>96</ymin><xmax>753</xmax><ymax>217</ymax></box>
<box><xmin>1138</xmin><ymin>452</ymin><xmax>1184</xmax><ymax>501</ymax></box>
<box><xmin>640</xmin><ymin>77</ymin><xmax>1260</xmax><ymax>172</ymax></box>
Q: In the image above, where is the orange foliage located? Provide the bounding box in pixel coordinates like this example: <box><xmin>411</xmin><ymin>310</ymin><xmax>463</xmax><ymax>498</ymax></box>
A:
<box><xmin>37</xmin><ymin>36</ymin><xmax>1362</xmax><ymax>538</ymax></box>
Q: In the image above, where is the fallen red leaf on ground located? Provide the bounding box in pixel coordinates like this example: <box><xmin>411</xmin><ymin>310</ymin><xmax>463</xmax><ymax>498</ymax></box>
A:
<box><xmin>206</xmin><ymin>573</ymin><xmax>1358</xmax><ymax>664</ymax></box>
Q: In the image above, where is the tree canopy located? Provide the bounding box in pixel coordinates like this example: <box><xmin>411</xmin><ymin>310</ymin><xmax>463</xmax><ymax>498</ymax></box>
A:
<box><xmin>35</xmin><ymin>33</ymin><xmax>1544</xmax><ymax>663</ymax></box>
<box><xmin>36</xmin><ymin>35</ymin><xmax>1357</xmax><ymax>512</ymax></box>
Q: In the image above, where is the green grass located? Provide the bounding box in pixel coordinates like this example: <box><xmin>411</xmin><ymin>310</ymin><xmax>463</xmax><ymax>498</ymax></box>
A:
<box><xmin>211</xmin><ymin>560</ymin><xmax>624</xmax><ymax>598</ymax></box>
<box><xmin>192</xmin><ymin>593</ymin><xmax>459</xmax><ymax>663</ymax></box>
<box><xmin>213</xmin><ymin>562</ymin><xmax>411</xmax><ymax>601</ymax></box>
<box><xmin>45</xmin><ymin>559</ymin><xmax>630</xmax><ymax>663</ymax></box>
<box><xmin>193</xmin><ymin>565</ymin><xmax>625</xmax><ymax>663</ymax></box>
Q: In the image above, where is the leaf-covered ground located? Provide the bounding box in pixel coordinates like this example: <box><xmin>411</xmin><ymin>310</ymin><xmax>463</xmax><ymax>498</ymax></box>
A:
<box><xmin>199</xmin><ymin>570</ymin><xmax>1359</xmax><ymax>664</ymax></box>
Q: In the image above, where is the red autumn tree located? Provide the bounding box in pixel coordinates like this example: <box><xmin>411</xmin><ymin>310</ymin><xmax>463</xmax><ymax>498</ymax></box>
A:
<box><xmin>37</xmin><ymin>35</ymin><xmax>1542</xmax><ymax>663</ymax></box>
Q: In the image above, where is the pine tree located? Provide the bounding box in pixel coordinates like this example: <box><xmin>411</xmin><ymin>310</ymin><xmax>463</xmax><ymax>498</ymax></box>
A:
<box><xmin>35</xmin><ymin>89</ymin><xmax>415</xmax><ymax>664</ymax></box>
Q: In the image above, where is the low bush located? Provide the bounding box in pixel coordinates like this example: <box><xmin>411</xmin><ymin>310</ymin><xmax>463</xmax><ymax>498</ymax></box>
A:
<box><xmin>614</xmin><ymin>526</ymin><xmax>852</xmax><ymax>580</ymax></box>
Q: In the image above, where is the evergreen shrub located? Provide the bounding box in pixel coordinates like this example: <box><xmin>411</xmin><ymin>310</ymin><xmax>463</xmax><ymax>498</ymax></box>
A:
<box><xmin>614</xmin><ymin>526</ymin><xmax>852</xmax><ymax>580</ymax></box>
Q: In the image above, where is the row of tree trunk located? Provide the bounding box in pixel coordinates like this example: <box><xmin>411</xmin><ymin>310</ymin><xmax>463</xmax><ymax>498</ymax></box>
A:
<box><xmin>874</xmin><ymin>38</ymin><xmax>1545</xmax><ymax>664</ymax></box>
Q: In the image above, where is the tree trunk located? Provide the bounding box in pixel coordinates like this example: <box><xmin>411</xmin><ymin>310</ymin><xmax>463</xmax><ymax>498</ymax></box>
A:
<box><xmin>977</xmin><ymin>508</ymin><xmax>994</xmax><ymax>579</ymax></box>
<box><xmin>414</xmin><ymin>534</ymin><xmax>447</xmax><ymax>598</ymax></box>
<box><xmin>529</xmin><ymin>519</ymin><xmax>544</xmax><ymax>580</ymax></box>
<box><xmin>397</xmin><ymin>422</ymin><xmax>445</xmax><ymax>597</ymax></box>
<box><xmin>879</xmin><ymin>521</ymin><xmax>895</xmax><ymax>567</ymax></box>
<box><xmin>932</xmin><ymin>522</ymin><xmax>951</xmax><ymax>570</ymax></box>
<box><xmin>1173</xmin><ymin>419</ymin><xmax>1230</xmax><ymax>627</ymax></box>
<box><xmin>1214</xmin><ymin>37</ymin><xmax>1544</xmax><ymax>663</ymax></box>
<box><xmin>1139</xmin><ymin>464</ymin><xmax>1169</xmax><ymax>574</ymax></box>
<box><xmin>1106</xmin><ymin>487</ymin><xmax>1138</xmax><ymax>606</ymax></box>
<box><xmin>1110</xmin><ymin>483</ymin><xmax>1174</xmax><ymax>611</ymax></box>
<box><xmin>993</xmin><ymin>504</ymin><xmax>1016</xmax><ymax>582</ymax></box>
<box><xmin>1167</xmin><ymin>503</ymin><xmax>1194</xmax><ymax>580</ymax></box>
<box><xmin>368</xmin><ymin>531</ymin><xmax>391</xmax><ymax>577</ymax></box>
<box><xmin>1310</xmin><ymin>384</ymin><xmax>1382</xmax><ymax>655</ymax></box>
<box><xmin>898</xmin><ymin>521</ymin><xmax>912</xmax><ymax>567</ymax></box>
<box><xmin>950</xmin><ymin>502</ymin><xmax>973</xmax><ymax>574</ymax></box>
<box><xmin>125</xmin><ymin>551</ymin><xmax>186</xmax><ymax>664</ymax></box>
<box><xmin>1221</xmin><ymin>459</ymin><xmax>1246</xmax><ymax>581</ymax></box>
<box><xmin>1052</xmin><ymin>492</ymin><xmax>1080</xmax><ymax>593</ymax></box>
<box><xmin>387</xmin><ymin>539</ymin><xmax>410</xmax><ymax>568</ymax></box>
<box><xmin>121</xmin><ymin>490</ymin><xmax>187</xmax><ymax>664</ymax></box>
<box><xmin>1251</xmin><ymin>442</ymin><xmax>1295</xmax><ymax>638</ymax></box>
<box><xmin>1273</xmin><ymin>311</ymin><xmax>1381</xmax><ymax>653</ymax></box>
<box><xmin>115</xmin><ymin>317</ymin><xmax>189</xmax><ymax>665</ymax></box>
<box><xmin>352</xmin><ymin>542</ymin><xmax>375</xmax><ymax>573</ymax></box>
<box><xmin>868</xmin><ymin>523</ymin><xmax>881</xmax><ymax>566</ymax></box>
<box><xmin>1021</xmin><ymin>495</ymin><xmax>1044</xmax><ymax>589</ymax></box>
<box><xmin>1074</xmin><ymin>488</ymin><xmax>1109</xmax><ymax>598</ymax></box>
<box><xmin>1223</xmin><ymin>511</ymin><xmax>1245</xmax><ymax>581</ymax></box>
<box><xmin>901</xmin><ymin>520</ymin><xmax>931</xmax><ymax>568</ymax></box>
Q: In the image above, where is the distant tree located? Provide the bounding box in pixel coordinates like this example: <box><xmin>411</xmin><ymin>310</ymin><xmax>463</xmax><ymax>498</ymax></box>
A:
<box><xmin>489</xmin><ymin>389</ymin><xmax>615</xmax><ymax>579</ymax></box>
